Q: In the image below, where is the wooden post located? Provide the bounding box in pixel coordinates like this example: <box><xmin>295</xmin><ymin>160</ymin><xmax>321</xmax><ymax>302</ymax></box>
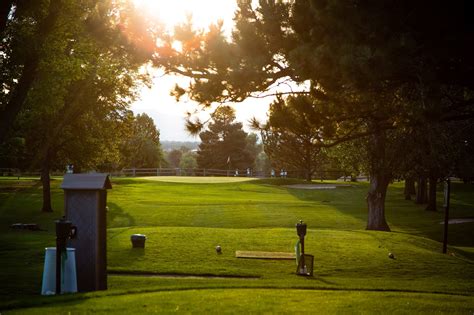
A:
<box><xmin>62</xmin><ymin>174</ymin><xmax>111</xmax><ymax>292</ymax></box>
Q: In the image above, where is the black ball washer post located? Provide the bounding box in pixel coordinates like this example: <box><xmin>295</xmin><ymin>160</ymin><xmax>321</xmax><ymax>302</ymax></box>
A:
<box><xmin>55</xmin><ymin>218</ymin><xmax>77</xmax><ymax>295</ymax></box>
<box><xmin>296</xmin><ymin>220</ymin><xmax>310</xmax><ymax>276</ymax></box>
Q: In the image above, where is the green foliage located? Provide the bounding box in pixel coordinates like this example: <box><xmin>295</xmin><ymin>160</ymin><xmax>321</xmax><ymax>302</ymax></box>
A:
<box><xmin>197</xmin><ymin>106</ymin><xmax>258</xmax><ymax>169</ymax></box>
<box><xmin>456</xmin><ymin>132</ymin><xmax>474</xmax><ymax>182</ymax></box>
<box><xmin>255</xmin><ymin>95</ymin><xmax>335</xmax><ymax>180</ymax></box>
<box><xmin>0</xmin><ymin>136</ymin><xmax>26</xmax><ymax>168</ymax></box>
<box><xmin>165</xmin><ymin>149</ymin><xmax>183</xmax><ymax>168</ymax></box>
<box><xmin>119</xmin><ymin>113</ymin><xmax>164</xmax><ymax>168</ymax></box>
<box><xmin>156</xmin><ymin>0</ymin><xmax>474</xmax><ymax>230</ymax></box>
<box><xmin>255</xmin><ymin>151</ymin><xmax>271</xmax><ymax>174</ymax></box>
<box><xmin>328</xmin><ymin>138</ymin><xmax>368</xmax><ymax>181</ymax></box>
<box><xmin>179</xmin><ymin>151</ymin><xmax>197</xmax><ymax>170</ymax></box>
<box><xmin>399</xmin><ymin>121</ymin><xmax>472</xmax><ymax>180</ymax></box>
<box><xmin>0</xmin><ymin>0</ymin><xmax>161</xmax><ymax>212</ymax></box>
<box><xmin>1</xmin><ymin>0</ymin><xmax>158</xmax><ymax>171</ymax></box>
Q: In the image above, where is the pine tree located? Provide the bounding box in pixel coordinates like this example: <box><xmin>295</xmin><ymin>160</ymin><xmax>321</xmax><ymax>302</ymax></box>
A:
<box><xmin>197</xmin><ymin>106</ymin><xmax>257</xmax><ymax>170</ymax></box>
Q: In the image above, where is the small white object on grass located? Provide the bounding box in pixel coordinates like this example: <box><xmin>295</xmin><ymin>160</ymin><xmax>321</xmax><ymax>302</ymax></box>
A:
<box><xmin>388</xmin><ymin>252</ymin><xmax>395</xmax><ymax>259</ymax></box>
<box><xmin>216</xmin><ymin>245</ymin><xmax>222</xmax><ymax>254</ymax></box>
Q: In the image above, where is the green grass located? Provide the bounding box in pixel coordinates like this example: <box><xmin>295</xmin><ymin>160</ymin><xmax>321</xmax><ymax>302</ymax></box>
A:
<box><xmin>0</xmin><ymin>176</ymin><xmax>473</xmax><ymax>313</ymax></box>
<box><xmin>7</xmin><ymin>289</ymin><xmax>474</xmax><ymax>314</ymax></box>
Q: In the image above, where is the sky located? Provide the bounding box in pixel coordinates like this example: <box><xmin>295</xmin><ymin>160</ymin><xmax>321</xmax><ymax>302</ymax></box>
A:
<box><xmin>132</xmin><ymin>70</ymin><xmax>271</xmax><ymax>142</ymax></box>
<box><xmin>131</xmin><ymin>0</ymin><xmax>271</xmax><ymax>142</ymax></box>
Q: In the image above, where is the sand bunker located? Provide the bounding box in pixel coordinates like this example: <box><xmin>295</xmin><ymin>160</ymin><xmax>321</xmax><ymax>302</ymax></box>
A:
<box><xmin>439</xmin><ymin>218</ymin><xmax>474</xmax><ymax>225</ymax></box>
<box><xmin>284</xmin><ymin>184</ymin><xmax>352</xmax><ymax>190</ymax></box>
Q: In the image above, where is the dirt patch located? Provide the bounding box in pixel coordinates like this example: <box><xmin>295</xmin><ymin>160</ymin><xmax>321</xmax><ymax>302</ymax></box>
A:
<box><xmin>235</xmin><ymin>250</ymin><xmax>296</xmax><ymax>260</ymax></box>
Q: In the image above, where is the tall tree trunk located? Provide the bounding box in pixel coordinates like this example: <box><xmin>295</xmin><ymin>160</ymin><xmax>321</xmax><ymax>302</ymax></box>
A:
<box><xmin>305</xmin><ymin>144</ymin><xmax>312</xmax><ymax>182</ymax></box>
<box><xmin>408</xmin><ymin>177</ymin><xmax>416</xmax><ymax>194</ymax></box>
<box><xmin>404</xmin><ymin>177</ymin><xmax>415</xmax><ymax>200</ymax></box>
<box><xmin>425</xmin><ymin>174</ymin><xmax>438</xmax><ymax>211</ymax></box>
<box><xmin>366</xmin><ymin>174</ymin><xmax>391</xmax><ymax>231</ymax></box>
<box><xmin>366</xmin><ymin>130</ymin><xmax>391</xmax><ymax>231</ymax></box>
<box><xmin>415</xmin><ymin>177</ymin><xmax>428</xmax><ymax>204</ymax></box>
<box><xmin>41</xmin><ymin>152</ymin><xmax>53</xmax><ymax>213</ymax></box>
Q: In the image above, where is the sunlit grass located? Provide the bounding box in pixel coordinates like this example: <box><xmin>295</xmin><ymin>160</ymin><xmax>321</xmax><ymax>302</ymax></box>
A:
<box><xmin>0</xmin><ymin>176</ymin><xmax>473</xmax><ymax>312</ymax></box>
<box><xmin>9</xmin><ymin>289</ymin><xmax>474</xmax><ymax>314</ymax></box>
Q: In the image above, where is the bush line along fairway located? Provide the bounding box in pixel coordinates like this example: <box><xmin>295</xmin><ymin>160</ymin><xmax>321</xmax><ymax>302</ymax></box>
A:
<box><xmin>0</xmin><ymin>176</ymin><xmax>473</xmax><ymax>313</ymax></box>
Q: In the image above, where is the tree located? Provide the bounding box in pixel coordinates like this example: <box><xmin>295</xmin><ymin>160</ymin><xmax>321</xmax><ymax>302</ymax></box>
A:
<box><xmin>253</xmin><ymin>95</ymin><xmax>332</xmax><ymax>181</ymax></box>
<box><xmin>179</xmin><ymin>151</ymin><xmax>198</xmax><ymax>170</ymax></box>
<box><xmin>255</xmin><ymin>151</ymin><xmax>271</xmax><ymax>175</ymax></box>
<box><xmin>328</xmin><ymin>139</ymin><xmax>368</xmax><ymax>182</ymax></box>
<box><xmin>119</xmin><ymin>113</ymin><xmax>164</xmax><ymax>169</ymax></box>
<box><xmin>2</xmin><ymin>1</ymin><xmax>157</xmax><ymax>212</ymax></box>
<box><xmin>155</xmin><ymin>0</ymin><xmax>474</xmax><ymax>231</ymax></box>
<box><xmin>197</xmin><ymin>106</ymin><xmax>257</xmax><ymax>170</ymax></box>
<box><xmin>166</xmin><ymin>149</ymin><xmax>183</xmax><ymax>168</ymax></box>
<box><xmin>455</xmin><ymin>124</ymin><xmax>474</xmax><ymax>183</ymax></box>
<box><xmin>0</xmin><ymin>0</ymin><xmax>64</xmax><ymax>143</ymax></box>
<box><xmin>399</xmin><ymin>120</ymin><xmax>470</xmax><ymax>211</ymax></box>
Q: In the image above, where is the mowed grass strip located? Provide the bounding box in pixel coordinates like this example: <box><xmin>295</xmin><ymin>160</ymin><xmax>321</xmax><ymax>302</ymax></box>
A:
<box><xmin>8</xmin><ymin>289</ymin><xmax>474</xmax><ymax>314</ymax></box>
<box><xmin>0</xmin><ymin>176</ymin><xmax>473</xmax><ymax>312</ymax></box>
<box><xmin>107</xmin><ymin>177</ymin><xmax>474</xmax><ymax>245</ymax></box>
<box><xmin>107</xmin><ymin>227</ymin><xmax>474</xmax><ymax>294</ymax></box>
<box><xmin>108</xmin><ymin>177</ymin><xmax>369</xmax><ymax>230</ymax></box>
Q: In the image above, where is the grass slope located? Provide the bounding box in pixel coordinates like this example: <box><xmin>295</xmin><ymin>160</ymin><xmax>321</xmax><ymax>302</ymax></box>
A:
<box><xmin>0</xmin><ymin>176</ymin><xmax>473</xmax><ymax>313</ymax></box>
<box><xmin>8</xmin><ymin>290</ymin><xmax>474</xmax><ymax>314</ymax></box>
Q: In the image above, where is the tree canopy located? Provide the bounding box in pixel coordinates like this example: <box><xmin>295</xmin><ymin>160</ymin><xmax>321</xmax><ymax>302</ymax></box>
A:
<box><xmin>119</xmin><ymin>113</ymin><xmax>164</xmax><ymax>169</ymax></box>
<box><xmin>197</xmin><ymin>106</ymin><xmax>258</xmax><ymax>170</ymax></box>
<box><xmin>1</xmin><ymin>0</ymin><xmax>159</xmax><ymax>212</ymax></box>
<box><xmin>253</xmin><ymin>95</ymin><xmax>329</xmax><ymax>181</ymax></box>
<box><xmin>155</xmin><ymin>0</ymin><xmax>474</xmax><ymax>231</ymax></box>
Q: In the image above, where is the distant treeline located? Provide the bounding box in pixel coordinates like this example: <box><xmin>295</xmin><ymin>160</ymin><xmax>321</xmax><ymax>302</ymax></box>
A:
<box><xmin>161</xmin><ymin>141</ymin><xmax>200</xmax><ymax>151</ymax></box>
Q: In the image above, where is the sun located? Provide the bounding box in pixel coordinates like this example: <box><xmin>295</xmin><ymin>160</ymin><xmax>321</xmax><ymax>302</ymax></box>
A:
<box><xmin>132</xmin><ymin>0</ymin><xmax>237</xmax><ymax>31</ymax></box>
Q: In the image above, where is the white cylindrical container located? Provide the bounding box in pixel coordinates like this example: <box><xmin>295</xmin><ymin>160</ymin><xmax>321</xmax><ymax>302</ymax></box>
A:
<box><xmin>41</xmin><ymin>247</ymin><xmax>77</xmax><ymax>295</ymax></box>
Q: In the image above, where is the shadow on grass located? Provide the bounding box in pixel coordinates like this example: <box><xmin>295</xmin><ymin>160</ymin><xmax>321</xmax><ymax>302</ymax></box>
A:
<box><xmin>283</xmin><ymin>181</ymin><xmax>474</xmax><ymax>247</ymax></box>
<box><xmin>0</xmin><ymin>179</ymin><xmax>63</xmax><ymax>233</ymax></box>
<box><xmin>113</xmin><ymin>248</ymin><xmax>147</xmax><ymax>262</ymax></box>
<box><xmin>282</xmin><ymin>182</ymin><xmax>369</xmax><ymax>226</ymax></box>
<box><xmin>107</xmin><ymin>202</ymin><xmax>136</xmax><ymax>228</ymax></box>
<box><xmin>395</xmin><ymin>182</ymin><xmax>474</xmax><ymax>247</ymax></box>
<box><xmin>453</xmin><ymin>247</ymin><xmax>474</xmax><ymax>262</ymax></box>
<box><xmin>424</xmin><ymin>223</ymin><xmax>474</xmax><ymax>248</ymax></box>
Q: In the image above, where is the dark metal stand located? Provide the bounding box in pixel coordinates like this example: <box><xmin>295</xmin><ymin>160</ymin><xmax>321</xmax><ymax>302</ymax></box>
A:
<box><xmin>443</xmin><ymin>179</ymin><xmax>451</xmax><ymax>254</ymax></box>
<box><xmin>55</xmin><ymin>218</ymin><xmax>77</xmax><ymax>294</ymax></box>
<box><xmin>296</xmin><ymin>220</ymin><xmax>309</xmax><ymax>276</ymax></box>
<box><xmin>298</xmin><ymin>237</ymin><xmax>306</xmax><ymax>273</ymax></box>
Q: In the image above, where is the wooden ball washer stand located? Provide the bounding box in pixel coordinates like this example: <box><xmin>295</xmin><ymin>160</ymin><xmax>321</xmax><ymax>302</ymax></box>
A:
<box><xmin>296</xmin><ymin>220</ymin><xmax>313</xmax><ymax>276</ymax></box>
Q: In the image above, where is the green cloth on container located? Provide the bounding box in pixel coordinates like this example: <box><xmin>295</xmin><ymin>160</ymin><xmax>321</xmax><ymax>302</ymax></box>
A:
<box><xmin>294</xmin><ymin>240</ymin><xmax>301</xmax><ymax>266</ymax></box>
